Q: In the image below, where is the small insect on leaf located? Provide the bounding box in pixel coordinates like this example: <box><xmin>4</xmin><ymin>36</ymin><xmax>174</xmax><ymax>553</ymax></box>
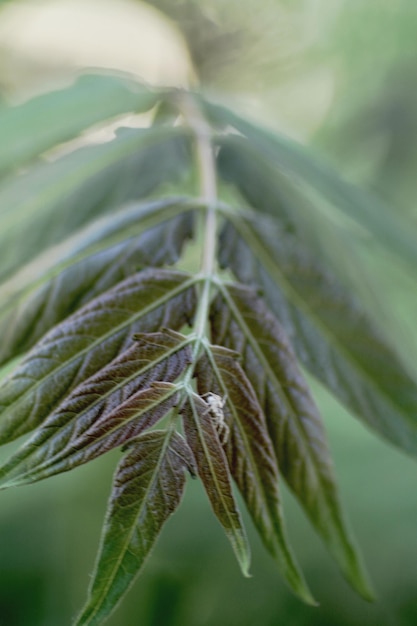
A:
<box><xmin>201</xmin><ymin>392</ymin><xmax>230</xmax><ymax>445</ymax></box>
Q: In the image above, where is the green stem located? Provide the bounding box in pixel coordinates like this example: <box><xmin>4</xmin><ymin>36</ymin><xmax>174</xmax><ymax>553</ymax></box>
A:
<box><xmin>182</xmin><ymin>95</ymin><xmax>218</xmax><ymax>339</ymax></box>
<box><xmin>179</xmin><ymin>94</ymin><xmax>219</xmax><ymax>383</ymax></box>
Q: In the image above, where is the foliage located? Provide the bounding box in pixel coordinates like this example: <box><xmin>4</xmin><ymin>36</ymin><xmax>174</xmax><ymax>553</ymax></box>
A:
<box><xmin>0</xmin><ymin>73</ymin><xmax>417</xmax><ymax>625</ymax></box>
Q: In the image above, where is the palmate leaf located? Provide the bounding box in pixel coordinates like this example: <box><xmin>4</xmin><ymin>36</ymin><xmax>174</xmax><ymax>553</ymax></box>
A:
<box><xmin>74</xmin><ymin>429</ymin><xmax>197</xmax><ymax>626</ymax></box>
<box><xmin>203</xmin><ymin>98</ymin><xmax>417</xmax><ymax>270</ymax></box>
<box><xmin>0</xmin><ymin>197</ymin><xmax>196</xmax><ymax>365</ymax></box>
<box><xmin>195</xmin><ymin>346</ymin><xmax>315</xmax><ymax>604</ymax></box>
<box><xmin>0</xmin><ymin>126</ymin><xmax>190</xmax><ymax>279</ymax></box>
<box><xmin>0</xmin><ymin>269</ymin><xmax>197</xmax><ymax>444</ymax></box>
<box><xmin>218</xmin><ymin>212</ymin><xmax>417</xmax><ymax>457</ymax></box>
<box><xmin>2</xmin><ymin>81</ymin><xmax>416</xmax><ymax>624</ymax></box>
<box><xmin>0</xmin><ymin>330</ymin><xmax>192</xmax><ymax>487</ymax></box>
<box><xmin>0</xmin><ymin>74</ymin><xmax>157</xmax><ymax>177</ymax></box>
<box><xmin>210</xmin><ymin>282</ymin><xmax>373</xmax><ymax>600</ymax></box>
<box><xmin>181</xmin><ymin>393</ymin><xmax>251</xmax><ymax>577</ymax></box>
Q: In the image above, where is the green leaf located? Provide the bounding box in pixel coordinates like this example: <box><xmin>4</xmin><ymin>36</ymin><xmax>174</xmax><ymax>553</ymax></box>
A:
<box><xmin>219</xmin><ymin>212</ymin><xmax>417</xmax><ymax>457</ymax></box>
<box><xmin>195</xmin><ymin>346</ymin><xmax>316</xmax><ymax>604</ymax></box>
<box><xmin>0</xmin><ymin>330</ymin><xmax>191</xmax><ymax>488</ymax></box>
<box><xmin>217</xmin><ymin>135</ymin><xmax>315</xmax><ymax>238</ymax></box>
<box><xmin>0</xmin><ymin>197</ymin><xmax>196</xmax><ymax>365</ymax></box>
<box><xmin>210</xmin><ymin>282</ymin><xmax>373</xmax><ymax>600</ymax></box>
<box><xmin>181</xmin><ymin>392</ymin><xmax>251</xmax><ymax>577</ymax></box>
<box><xmin>217</xmin><ymin>136</ymin><xmax>293</xmax><ymax>225</ymax></box>
<box><xmin>0</xmin><ymin>126</ymin><xmax>190</xmax><ymax>278</ymax></box>
<box><xmin>0</xmin><ymin>269</ymin><xmax>197</xmax><ymax>444</ymax></box>
<box><xmin>205</xmin><ymin>98</ymin><xmax>417</xmax><ymax>270</ymax></box>
<box><xmin>74</xmin><ymin>429</ymin><xmax>196</xmax><ymax>626</ymax></box>
<box><xmin>0</xmin><ymin>74</ymin><xmax>157</xmax><ymax>177</ymax></box>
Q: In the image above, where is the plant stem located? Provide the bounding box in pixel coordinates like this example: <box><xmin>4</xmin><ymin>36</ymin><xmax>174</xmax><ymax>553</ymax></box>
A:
<box><xmin>181</xmin><ymin>94</ymin><xmax>218</xmax><ymax>344</ymax></box>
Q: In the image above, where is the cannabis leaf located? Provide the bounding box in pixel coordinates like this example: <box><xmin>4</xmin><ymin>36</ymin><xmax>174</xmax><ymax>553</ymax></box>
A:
<box><xmin>0</xmin><ymin>75</ymin><xmax>416</xmax><ymax>625</ymax></box>
<box><xmin>0</xmin><ymin>197</ymin><xmax>196</xmax><ymax>365</ymax></box>
<box><xmin>181</xmin><ymin>393</ymin><xmax>251</xmax><ymax>579</ymax></box>
<box><xmin>0</xmin><ymin>269</ymin><xmax>196</xmax><ymax>443</ymax></box>
<box><xmin>217</xmin><ymin>211</ymin><xmax>417</xmax><ymax>455</ymax></box>
<box><xmin>0</xmin><ymin>75</ymin><xmax>157</xmax><ymax>178</ymax></box>
<box><xmin>210</xmin><ymin>283</ymin><xmax>372</xmax><ymax>599</ymax></box>
<box><xmin>195</xmin><ymin>346</ymin><xmax>315</xmax><ymax>604</ymax></box>
<box><xmin>0</xmin><ymin>330</ymin><xmax>191</xmax><ymax>486</ymax></box>
<box><xmin>74</xmin><ymin>429</ymin><xmax>197</xmax><ymax>626</ymax></box>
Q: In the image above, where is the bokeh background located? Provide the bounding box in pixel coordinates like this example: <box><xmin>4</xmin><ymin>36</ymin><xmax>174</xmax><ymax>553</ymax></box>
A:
<box><xmin>1</xmin><ymin>1</ymin><xmax>417</xmax><ymax>624</ymax></box>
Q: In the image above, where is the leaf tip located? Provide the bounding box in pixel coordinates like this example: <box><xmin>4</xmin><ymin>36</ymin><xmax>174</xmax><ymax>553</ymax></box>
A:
<box><xmin>349</xmin><ymin>565</ymin><xmax>375</xmax><ymax>603</ymax></box>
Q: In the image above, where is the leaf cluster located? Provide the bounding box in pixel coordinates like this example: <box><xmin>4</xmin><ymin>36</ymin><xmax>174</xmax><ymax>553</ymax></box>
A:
<box><xmin>0</xmin><ymin>75</ymin><xmax>417</xmax><ymax>625</ymax></box>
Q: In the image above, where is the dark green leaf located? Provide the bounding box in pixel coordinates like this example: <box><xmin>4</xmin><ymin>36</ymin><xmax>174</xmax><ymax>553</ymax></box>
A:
<box><xmin>217</xmin><ymin>135</ymin><xmax>296</xmax><ymax>229</ymax></box>
<box><xmin>195</xmin><ymin>346</ymin><xmax>315</xmax><ymax>604</ymax></box>
<box><xmin>0</xmin><ymin>330</ymin><xmax>191</xmax><ymax>487</ymax></box>
<box><xmin>0</xmin><ymin>74</ymin><xmax>157</xmax><ymax>177</ymax></box>
<box><xmin>0</xmin><ymin>269</ymin><xmax>197</xmax><ymax>444</ymax></box>
<box><xmin>0</xmin><ymin>127</ymin><xmax>190</xmax><ymax>278</ymax></box>
<box><xmin>181</xmin><ymin>392</ymin><xmax>251</xmax><ymax>576</ymax></box>
<box><xmin>205</xmin><ymin>98</ymin><xmax>417</xmax><ymax>269</ymax></box>
<box><xmin>219</xmin><ymin>213</ymin><xmax>417</xmax><ymax>458</ymax></box>
<box><xmin>210</xmin><ymin>282</ymin><xmax>373</xmax><ymax>600</ymax></box>
<box><xmin>74</xmin><ymin>429</ymin><xmax>196</xmax><ymax>626</ymax></box>
<box><xmin>0</xmin><ymin>197</ymin><xmax>196</xmax><ymax>365</ymax></box>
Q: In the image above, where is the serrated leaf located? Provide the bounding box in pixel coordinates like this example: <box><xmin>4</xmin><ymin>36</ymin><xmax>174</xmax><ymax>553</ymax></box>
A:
<box><xmin>181</xmin><ymin>393</ymin><xmax>251</xmax><ymax>577</ymax></box>
<box><xmin>0</xmin><ymin>126</ymin><xmax>190</xmax><ymax>278</ymax></box>
<box><xmin>0</xmin><ymin>269</ymin><xmax>197</xmax><ymax>444</ymax></box>
<box><xmin>74</xmin><ymin>429</ymin><xmax>196</xmax><ymax>626</ymax></box>
<box><xmin>0</xmin><ymin>197</ymin><xmax>196</xmax><ymax>365</ymax></box>
<box><xmin>210</xmin><ymin>282</ymin><xmax>373</xmax><ymax>600</ymax></box>
<box><xmin>0</xmin><ymin>330</ymin><xmax>191</xmax><ymax>488</ymax></box>
<box><xmin>195</xmin><ymin>346</ymin><xmax>315</xmax><ymax>604</ymax></box>
<box><xmin>0</xmin><ymin>74</ymin><xmax>157</xmax><ymax>177</ymax></box>
<box><xmin>219</xmin><ymin>212</ymin><xmax>417</xmax><ymax>457</ymax></box>
<box><xmin>204</xmin><ymin>97</ymin><xmax>417</xmax><ymax>270</ymax></box>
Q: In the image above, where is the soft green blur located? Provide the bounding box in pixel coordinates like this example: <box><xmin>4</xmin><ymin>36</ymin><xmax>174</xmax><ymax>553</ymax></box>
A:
<box><xmin>1</xmin><ymin>1</ymin><xmax>417</xmax><ymax>625</ymax></box>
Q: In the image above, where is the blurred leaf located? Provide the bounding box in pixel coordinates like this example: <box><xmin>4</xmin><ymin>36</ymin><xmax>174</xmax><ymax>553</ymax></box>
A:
<box><xmin>0</xmin><ymin>74</ymin><xmax>157</xmax><ymax>177</ymax></box>
<box><xmin>217</xmin><ymin>136</ymin><xmax>294</xmax><ymax>226</ymax></box>
<box><xmin>210</xmin><ymin>282</ymin><xmax>373</xmax><ymax>600</ymax></box>
<box><xmin>75</xmin><ymin>429</ymin><xmax>196</xmax><ymax>626</ymax></box>
<box><xmin>195</xmin><ymin>346</ymin><xmax>315</xmax><ymax>604</ymax></box>
<box><xmin>0</xmin><ymin>330</ymin><xmax>191</xmax><ymax>488</ymax></box>
<box><xmin>219</xmin><ymin>212</ymin><xmax>417</xmax><ymax>457</ymax></box>
<box><xmin>0</xmin><ymin>126</ymin><xmax>190</xmax><ymax>278</ymax></box>
<box><xmin>0</xmin><ymin>197</ymin><xmax>196</xmax><ymax>365</ymax></box>
<box><xmin>181</xmin><ymin>392</ymin><xmax>251</xmax><ymax>577</ymax></box>
<box><xmin>0</xmin><ymin>269</ymin><xmax>197</xmax><ymax>444</ymax></box>
<box><xmin>205</xmin><ymin>99</ymin><xmax>417</xmax><ymax>270</ymax></box>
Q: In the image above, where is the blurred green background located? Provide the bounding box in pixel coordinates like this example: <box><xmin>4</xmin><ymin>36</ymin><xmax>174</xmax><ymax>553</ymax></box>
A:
<box><xmin>1</xmin><ymin>0</ymin><xmax>417</xmax><ymax>624</ymax></box>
